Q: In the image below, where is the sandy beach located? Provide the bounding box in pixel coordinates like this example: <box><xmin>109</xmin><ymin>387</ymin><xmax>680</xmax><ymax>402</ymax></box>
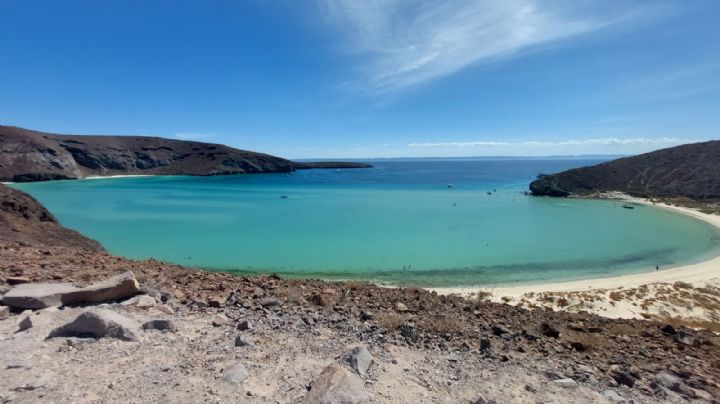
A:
<box><xmin>431</xmin><ymin>196</ymin><xmax>720</xmax><ymax>324</ymax></box>
<box><xmin>83</xmin><ymin>174</ymin><xmax>156</xmax><ymax>180</ymax></box>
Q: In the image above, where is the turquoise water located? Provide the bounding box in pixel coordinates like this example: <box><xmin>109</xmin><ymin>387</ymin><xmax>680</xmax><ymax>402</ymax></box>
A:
<box><xmin>11</xmin><ymin>159</ymin><xmax>720</xmax><ymax>287</ymax></box>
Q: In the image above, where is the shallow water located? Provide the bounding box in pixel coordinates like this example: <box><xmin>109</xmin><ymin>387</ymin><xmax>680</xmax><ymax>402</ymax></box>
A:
<box><xmin>13</xmin><ymin>158</ymin><xmax>720</xmax><ymax>287</ymax></box>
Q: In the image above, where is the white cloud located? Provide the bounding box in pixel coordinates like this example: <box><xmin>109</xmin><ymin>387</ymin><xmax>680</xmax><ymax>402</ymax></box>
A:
<box><xmin>318</xmin><ymin>0</ymin><xmax>631</xmax><ymax>91</ymax></box>
<box><xmin>174</xmin><ymin>132</ymin><xmax>216</xmax><ymax>140</ymax></box>
<box><xmin>408</xmin><ymin>137</ymin><xmax>698</xmax><ymax>147</ymax></box>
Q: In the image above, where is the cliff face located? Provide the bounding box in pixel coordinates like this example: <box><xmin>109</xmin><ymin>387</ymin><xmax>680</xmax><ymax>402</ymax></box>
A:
<box><xmin>0</xmin><ymin>183</ymin><xmax>103</xmax><ymax>251</ymax></box>
<box><xmin>530</xmin><ymin>140</ymin><xmax>720</xmax><ymax>199</ymax></box>
<box><xmin>0</xmin><ymin>126</ymin><xmax>296</xmax><ymax>182</ymax></box>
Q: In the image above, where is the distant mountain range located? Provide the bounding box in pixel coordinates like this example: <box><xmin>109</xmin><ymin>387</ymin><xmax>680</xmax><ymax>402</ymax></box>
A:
<box><xmin>530</xmin><ymin>140</ymin><xmax>720</xmax><ymax>199</ymax></box>
<box><xmin>0</xmin><ymin>126</ymin><xmax>370</xmax><ymax>182</ymax></box>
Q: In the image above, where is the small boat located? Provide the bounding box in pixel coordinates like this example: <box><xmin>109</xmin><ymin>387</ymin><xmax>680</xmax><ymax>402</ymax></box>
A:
<box><xmin>447</xmin><ymin>183</ymin><xmax>454</xmax><ymax>188</ymax></box>
<box><xmin>280</xmin><ymin>195</ymin><xmax>289</xmax><ymax>199</ymax></box>
<box><xmin>622</xmin><ymin>204</ymin><xmax>635</xmax><ymax>210</ymax></box>
<box><xmin>487</xmin><ymin>191</ymin><xmax>492</xmax><ymax>195</ymax></box>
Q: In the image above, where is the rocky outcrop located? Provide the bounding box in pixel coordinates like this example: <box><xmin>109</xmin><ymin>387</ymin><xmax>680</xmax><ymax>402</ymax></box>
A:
<box><xmin>0</xmin><ymin>183</ymin><xmax>104</xmax><ymax>250</ymax></box>
<box><xmin>0</xmin><ymin>125</ymin><xmax>371</xmax><ymax>182</ymax></box>
<box><xmin>529</xmin><ymin>140</ymin><xmax>720</xmax><ymax>198</ymax></box>
<box><xmin>0</xmin><ymin>125</ymin><xmax>295</xmax><ymax>181</ymax></box>
<box><xmin>3</xmin><ymin>271</ymin><xmax>140</xmax><ymax>309</ymax></box>
<box><xmin>48</xmin><ymin>309</ymin><xmax>141</xmax><ymax>341</ymax></box>
<box><xmin>305</xmin><ymin>365</ymin><xmax>371</xmax><ymax>404</ymax></box>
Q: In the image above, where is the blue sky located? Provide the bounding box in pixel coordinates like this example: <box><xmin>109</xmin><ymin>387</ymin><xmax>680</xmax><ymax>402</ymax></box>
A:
<box><xmin>1</xmin><ymin>1</ymin><xmax>719</xmax><ymax>158</ymax></box>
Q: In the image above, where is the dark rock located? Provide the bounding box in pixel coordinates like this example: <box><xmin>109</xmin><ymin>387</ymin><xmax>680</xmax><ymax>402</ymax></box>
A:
<box><xmin>492</xmin><ymin>324</ymin><xmax>512</xmax><ymax>336</ymax></box>
<box><xmin>237</xmin><ymin>320</ymin><xmax>252</xmax><ymax>331</ymax></box>
<box><xmin>540</xmin><ymin>322</ymin><xmax>560</xmax><ymax>338</ymax></box>
<box><xmin>142</xmin><ymin>319</ymin><xmax>176</xmax><ymax>332</ymax></box>
<box><xmin>18</xmin><ymin>315</ymin><xmax>33</xmax><ymax>331</ymax></box>
<box><xmin>207</xmin><ymin>297</ymin><xmax>224</xmax><ymax>308</ymax></box>
<box><xmin>660</xmin><ymin>324</ymin><xmax>676</xmax><ymax>335</ymax></box>
<box><xmin>480</xmin><ymin>338</ymin><xmax>491</xmax><ymax>351</ymax></box>
<box><xmin>400</xmin><ymin>323</ymin><xmax>419</xmax><ymax>343</ymax></box>
<box><xmin>609</xmin><ymin>367</ymin><xmax>636</xmax><ymax>388</ymax></box>
<box><xmin>234</xmin><ymin>335</ymin><xmax>249</xmax><ymax>347</ymax></box>
<box><xmin>569</xmin><ymin>341</ymin><xmax>587</xmax><ymax>352</ymax></box>
<box><xmin>48</xmin><ymin>309</ymin><xmax>140</xmax><ymax>341</ymax></box>
<box><xmin>6</xmin><ymin>276</ymin><xmax>30</xmax><ymax>285</ymax></box>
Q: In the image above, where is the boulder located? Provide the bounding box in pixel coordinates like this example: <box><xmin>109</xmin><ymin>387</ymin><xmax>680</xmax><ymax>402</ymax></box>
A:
<box><xmin>3</xmin><ymin>271</ymin><xmax>140</xmax><ymax>310</ymax></box>
<box><xmin>3</xmin><ymin>283</ymin><xmax>79</xmax><ymax>309</ymax></box>
<box><xmin>223</xmin><ymin>362</ymin><xmax>249</xmax><ymax>384</ymax></box>
<box><xmin>237</xmin><ymin>320</ymin><xmax>252</xmax><ymax>331</ymax></box>
<box><xmin>48</xmin><ymin>309</ymin><xmax>140</xmax><ymax>341</ymax></box>
<box><xmin>345</xmin><ymin>345</ymin><xmax>373</xmax><ymax>376</ymax></box>
<box><xmin>305</xmin><ymin>365</ymin><xmax>370</xmax><ymax>404</ymax></box>
<box><xmin>62</xmin><ymin>271</ymin><xmax>140</xmax><ymax>305</ymax></box>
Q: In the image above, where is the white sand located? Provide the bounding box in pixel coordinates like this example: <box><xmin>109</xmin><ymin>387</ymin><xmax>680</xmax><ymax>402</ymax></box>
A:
<box><xmin>83</xmin><ymin>175</ymin><xmax>156</xmax><ymax>180</ymax></box>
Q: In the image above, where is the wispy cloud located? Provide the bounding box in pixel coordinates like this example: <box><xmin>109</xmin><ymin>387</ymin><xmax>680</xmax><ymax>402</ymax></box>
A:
<box><xmin>318</xmin><ymin>0</ymin><xmax>634</xmax><ymax>91</ymax></box>
<box><xmin>174</xmin><ymin>132</ymin><xmax>216</xmax><ymax>140</ymax></box>
<box><xmin>622</xmin><ymin>62</ymin><xmax>720</xmax><ymax>102</ymax></box>
<box><xmin>409</xmin><ymin>137</ymin><xmax>699</xmax><ymax>148</ymax></box>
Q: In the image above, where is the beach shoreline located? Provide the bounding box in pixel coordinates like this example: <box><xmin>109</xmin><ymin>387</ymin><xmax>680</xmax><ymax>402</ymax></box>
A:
<box><xmin>429</xmin><ymin>194</ymin><xmax>720</xmax><ymax>322</ymax></box>
<box><xmin>432</xmin><ymin>194</ymin><xmax>720</xmax><ymax>296</ymax></box>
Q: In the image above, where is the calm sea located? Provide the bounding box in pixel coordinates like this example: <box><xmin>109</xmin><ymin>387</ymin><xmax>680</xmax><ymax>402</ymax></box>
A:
<box><xmin>12</xmin><ymin>158</ymin><xmax>720</xmax><ymax>287</ymax></box>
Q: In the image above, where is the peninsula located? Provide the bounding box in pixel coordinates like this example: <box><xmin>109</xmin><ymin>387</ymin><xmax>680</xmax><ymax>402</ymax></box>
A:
<box><xmin>0</xmin><ymin>125</ymin><xmax>371</xmax><ymax>183</ymax></box>
<box><xmin>529</xmin><ymin>140</ymin><xmax>720</xmax><ymax>199</ymax></box>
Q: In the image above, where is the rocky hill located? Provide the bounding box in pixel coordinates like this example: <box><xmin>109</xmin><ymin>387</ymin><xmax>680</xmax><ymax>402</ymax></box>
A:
<box><xmin>0</xmin><ymin>184</ymin><xmax>103</xmax><ymax>251</ymax></box>
<box><xmin>0</xmin><ymin>126</ymin><xmax>371</xmax><ymax>182</ymax></box>
<box><xmin>529</xmin><ymin>140</ymin><xmax>720</xmax><ymax>198</ymax></box>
